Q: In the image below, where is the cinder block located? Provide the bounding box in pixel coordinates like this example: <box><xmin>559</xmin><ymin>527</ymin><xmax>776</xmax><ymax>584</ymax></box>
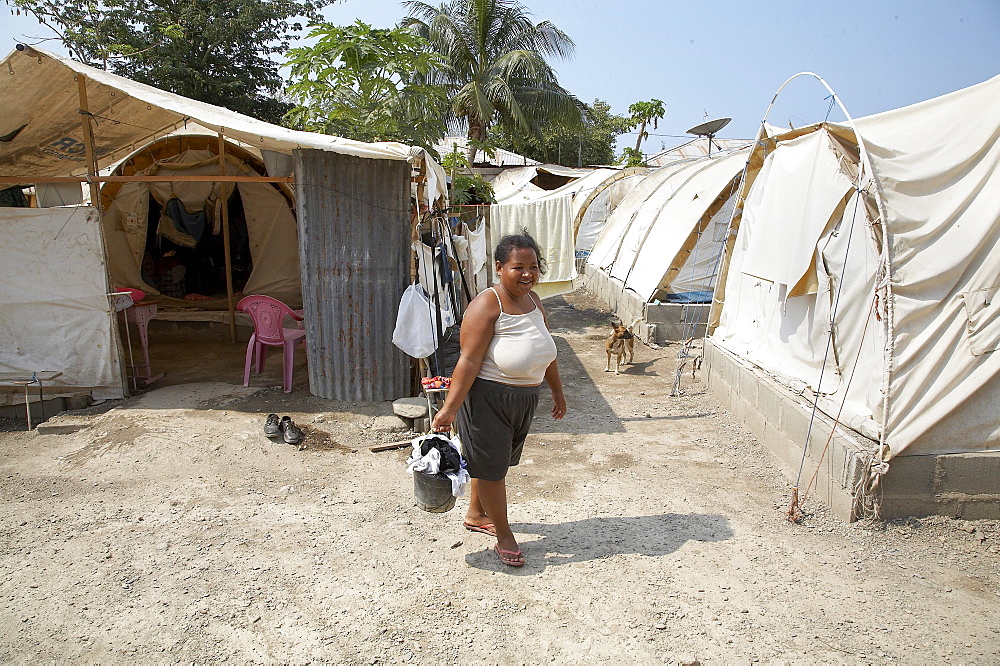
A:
<box><xmin>954</xmin><ymin>498</ymin><xmax>1000</xmax><ymax>520</ymax></box>
<box><xmin>757</xmin><ymin>383</ymin><xmax>783</xmax><ymax>427</ymax></box>
<box><xmin>744</xmin><ymin>405</ymin><xmax>766</xmax><ymax>439</ymax></box>
<box><xmin>680</xmin><ymin>305</ymin><xmax>710</xmax><ymax>326</ymax></box>
<box><xmin>935</xmin><ymin>453</ymin><xmax>1000</xmax><ymax>495</ymax></box>
<box><xmin>879</xmin><ymin>455</ymin><xmax>938</xmax><ymax>497</ymax></box>
<box><xmin>779</xmin><ymin>400</ymin><xmax>814</xmax><ymax>451</ymax></box>
<box><xmin>877</xmin><ymin>497</ymin><xmax>943</xmax><ymax>520</ymax></box>
<box><xmin>720</xmin><ymin>352</ymin><xmax>737</xmax><ymax>389</ymax></box>
<box><xmin>644</xmin><ymin>303</ymin><xmax>671</xmax><ymax>324</ymax></box>
<box><xmin>737</xmin><ymin>367</ymin><xmax>759</xmax><ymax>411</ymax></box>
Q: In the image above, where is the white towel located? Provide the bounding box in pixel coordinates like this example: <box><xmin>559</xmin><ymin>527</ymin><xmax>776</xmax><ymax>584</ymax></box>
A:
<box><xmin>492</xmin><ymin>193</ymin><xmax>576</xmax><ymax>298</ymax></box>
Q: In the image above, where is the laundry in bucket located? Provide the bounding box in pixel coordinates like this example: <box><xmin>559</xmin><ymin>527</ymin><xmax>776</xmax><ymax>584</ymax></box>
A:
<box><xmin>407</xmin><ymin>433</ymin><xmax>470</xmax><ymax>496</ymax></box>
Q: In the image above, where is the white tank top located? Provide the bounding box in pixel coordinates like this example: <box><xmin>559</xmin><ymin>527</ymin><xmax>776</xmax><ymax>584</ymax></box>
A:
<box><xmin>477</xmin><ymin>288</ymin><xmax>558</xmax><ymax>386</ymax></box>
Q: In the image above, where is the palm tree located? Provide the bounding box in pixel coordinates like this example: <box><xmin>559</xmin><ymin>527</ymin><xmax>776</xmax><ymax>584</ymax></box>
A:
<box><xmin>403</xmin><ymin>0</ymin><xmax>582</xmax><ymax>162</ymax></box>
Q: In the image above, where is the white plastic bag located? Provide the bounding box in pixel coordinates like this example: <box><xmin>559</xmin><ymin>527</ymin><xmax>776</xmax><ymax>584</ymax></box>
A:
<box><xmin>392</xmin><ymin>284</ymin><xmax>453</xmax><ymax>358</ymax></box>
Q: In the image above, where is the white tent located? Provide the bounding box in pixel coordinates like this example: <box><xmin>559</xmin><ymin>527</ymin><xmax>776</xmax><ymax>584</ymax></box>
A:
<box><xmin>711</xmin><ymin>74</ymin><xmax>1000</xmax><ymax>460</ymax></box>
<box><xmin>0</xmin><ymin>207</ymin><xmax>122</xmax><ymax>397</ymax></box>
<box><xmin>574</xmin><ymin>169</ymin><xmax>646</xmax><ymax>254</ymax></box>
<box><xmin>433</xmin><ymin>137</ymin><xmax>539</xmax><ymax>167</ymax></box>
<box><xmin>587</xmin><ymin>149</ymin><xmax>748</xmax><ymax>303</ymax></box>
<box><xmin>490</xmin><ymin>164</ymin><xmax>594</xmax><ymax>202</ymax></box>
<box><xmin>0</xmin><ymin>46</ymin><xmax>446</xmax><ymax>400</ymax></box>
<box><xmin>0</xmin><ymin>46</ymin><xmax>447</xmax><ymax>196</ymax></box>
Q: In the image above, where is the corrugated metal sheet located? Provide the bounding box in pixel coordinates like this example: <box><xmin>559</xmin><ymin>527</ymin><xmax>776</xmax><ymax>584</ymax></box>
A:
<box><xmin>646</xmin><ymin>138</ymin><xmax>753</xmax><ymax>166</ymax></box>
<box><xmin>433</xmin><ymin>136</ymin><xmax>539</xmax><ymax>166</ymax></box>
<box><xmin>294</xmin><ymin>149</ymin><xmax>411</xmax><ymax>401</ymax></box>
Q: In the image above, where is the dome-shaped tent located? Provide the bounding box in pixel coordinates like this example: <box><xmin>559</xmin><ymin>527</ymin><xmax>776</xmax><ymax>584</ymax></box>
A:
<box><xmin>100</xmin><ymin>134</ymin><xmax>301</xmax><ymax>308</ymax></box>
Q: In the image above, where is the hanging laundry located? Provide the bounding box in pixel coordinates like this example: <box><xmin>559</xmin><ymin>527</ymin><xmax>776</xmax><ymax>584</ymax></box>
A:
<box><xmin>163</xmin><ymin>197</ymin><xmax>208</xmax><ymax>243</ymax></box>
<box><xmin>465</xmin><ymin>220</ymin><xmax>488</xmax><ymax>294</ymax></box>
<box><xmin>413</xmin><ymin>241</ymin><xmax>456</xmax><ymax>328</ymax></box>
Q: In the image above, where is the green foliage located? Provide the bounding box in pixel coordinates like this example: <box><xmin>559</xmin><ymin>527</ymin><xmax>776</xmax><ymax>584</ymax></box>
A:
<box><xmin>440</xmin><ymin>148</ymin><xmax>471</xmax><ymax>173</ymax></box>
<box><xmin>493</xmin><ymin>99</ymin><xmax>631</xmax><ymax>166</ymax></box>
<box><xmin>283</xmin><ymin>20</ymin><xmax>449</xmax><ymax>149</ymax></box>
<box><xmin>441</xmin><ymin>146</ymin><xmax>495</xmax><ymax>204</ymax></box>
<box><xmin>403</xmin><ymin>0</ymin><xmax>582</xmax><ymax>160</ymax></box>
<box><xmin>627</xmin><ymin>98</ymin><xmax>665</xmax><ymax>152</ymax></box>
<box><xmin>450</xmin><ymin>172</ymin><xmax>495</xmax><ymax>205</ymax></box>
<box><xmin>619</xmin><ymin>146</ymin><xmax>646</xmax><ymax>167</ymax></box>
<box><xmin>8</xmin><ymin>0</ymin><xmax>331</xmax><ymax>123</ymax></box>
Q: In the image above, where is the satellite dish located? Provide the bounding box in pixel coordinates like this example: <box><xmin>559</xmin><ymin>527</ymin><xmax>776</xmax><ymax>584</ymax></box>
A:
<box><xmin>686</xmin><ymin>117</ymin><xmax>731</xmax><ymax>156</ymax></box>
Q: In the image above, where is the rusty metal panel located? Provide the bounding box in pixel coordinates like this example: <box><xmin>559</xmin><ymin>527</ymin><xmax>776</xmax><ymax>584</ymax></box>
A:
<box><xmin>294</xmin><ymin>149</ymin><xmax>410</xmax><ymax>401</ymax></box>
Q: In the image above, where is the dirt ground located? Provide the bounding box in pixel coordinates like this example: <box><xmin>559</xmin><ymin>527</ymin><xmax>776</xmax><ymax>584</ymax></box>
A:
<box><xmin>1</xmin><ymin>288</ymin><xmax>998</xmax><ymax>664</ymax></box>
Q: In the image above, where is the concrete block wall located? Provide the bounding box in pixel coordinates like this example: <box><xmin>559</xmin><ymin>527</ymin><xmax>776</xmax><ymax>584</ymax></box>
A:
<box><xmin>704</xmin><ymin>338</ymin><xmax>872</xmax><ymax>521</ymax></box>
<box><xmin>705</xmin><ymin>338</ymin><xmax>1000</xmax><ymax>521</ymax></box>
<box><xmin>878</xmin><ymin>453</ymin><xmax>1000</xmax><ymax>520</ymax></box>
<box><xmin>580</xmin><ymin>265</ymin><xmax>711</xmax><ymax>345</ymax></box>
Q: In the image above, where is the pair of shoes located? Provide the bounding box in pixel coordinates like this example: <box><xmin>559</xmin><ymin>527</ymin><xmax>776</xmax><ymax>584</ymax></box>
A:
<box><xmin>494</xmin><ymin>545</ymin><xmax>525</xmax><ymax>567</ymax></box>
<box><xmin>263</xmin><ymin>413</ymin><xmax>304</xmax><ymax>445</ymax></box>
<box><xmin>463</xmin><ymin>521</ymin><xmax>497</xmax><ymax>537</ymax></box>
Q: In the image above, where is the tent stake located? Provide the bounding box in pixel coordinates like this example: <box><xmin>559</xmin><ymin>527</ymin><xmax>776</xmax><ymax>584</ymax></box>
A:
<box><xmin>219</xmin><ymin>132</ymin><xmax>237</xmax><ymax>344</ymax></box>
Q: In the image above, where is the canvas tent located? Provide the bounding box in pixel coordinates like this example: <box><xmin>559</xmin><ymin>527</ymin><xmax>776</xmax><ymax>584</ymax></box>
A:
<box><xmin>646</xmin><ymin>137</ymin><xmax>753</xmax><ymax>167</ymax></box>
<box><xmin>586</xmin><ymin>148</ymin><xmax>748</xmax><ymax>304</ymax></box>
<box><xmin>708</xmin><ymin>74</ymin><xmax>1000</xmax><ymax>514</ymax></box>
<box><xmin>101</xmin><ymin>135</ymin><xmax>301</xmax><ymax>308</ymax></box>
<box><xmin>434</xmin><ymin>137</ymin><xmax>539</xmax><ymax>168</ymax></box>
<box><xmin>0</xmin><ymin>45</ymin><xmax>446</xmax><ymax>402</ymax></box>
<box><xmin>490</xmin><ymin>164</ymin><xmax>594</xmax><ymax>202</ymax></box>
<box><xmin>573</xmin><ymin>168</ymin><xmax>646</xmax><ymax>255</ymax></box>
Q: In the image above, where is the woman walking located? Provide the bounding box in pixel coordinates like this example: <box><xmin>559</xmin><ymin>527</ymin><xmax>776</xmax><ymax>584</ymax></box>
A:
<box><xmin>431</xmin><ymin>233</ymin><xmax>566</xmax><ymax>567</ymax></box>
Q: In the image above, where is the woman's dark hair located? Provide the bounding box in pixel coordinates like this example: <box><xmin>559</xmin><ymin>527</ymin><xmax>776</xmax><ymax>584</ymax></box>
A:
<box><xmin>494</xmin><ymin>230</ymin><xmax>547</xmax><ymax>275</ymax></box>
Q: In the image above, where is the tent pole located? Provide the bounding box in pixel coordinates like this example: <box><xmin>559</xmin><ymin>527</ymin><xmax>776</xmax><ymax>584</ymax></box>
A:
<box><xmin>79</xmin><ymin>74</ymin><xmax>129</xmax><ymax>397</ymax></box>
<box><xmin>75</xmin><ymin>75</ymin><xmax>101</xmax><ymax>209</ymax></box>
<box><xmin>218</xmin><ymin>132</ymin><xmax>237</xmax><ymax>343</ymax></box>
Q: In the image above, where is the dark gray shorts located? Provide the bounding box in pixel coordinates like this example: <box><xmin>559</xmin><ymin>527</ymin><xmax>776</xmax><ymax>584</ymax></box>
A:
<box><xmin>456</xmin><ymin>378</ymin><xmax>540</xmax><ymax>481</ymax></box>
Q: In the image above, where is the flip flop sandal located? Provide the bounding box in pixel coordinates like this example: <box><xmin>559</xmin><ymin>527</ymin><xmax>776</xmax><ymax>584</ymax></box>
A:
<box><xmin>280</xmin><ymin>416</ymin><xmax>304</xmax><ymax>445</ymax></box>
<box><xmin>494</xmin><ymin>545</ymin><xmax>525</xmax><ymax>567</ymax></box>
<box><xmin>463</xmin><ymin>521</ymin><xmax>497</xmax><ymax>537</ymax></box>
<box><xmin>263</xmin><ymin>413</ymin><xmax>281</xmax><ymax>437</ymax></box>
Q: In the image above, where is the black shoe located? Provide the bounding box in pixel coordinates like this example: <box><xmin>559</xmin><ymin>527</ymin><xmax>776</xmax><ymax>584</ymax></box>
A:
<box><xmin>264</xmin><ymin>413</ymin><xmax>281</xmax><ymax>437</ymax></box>
<box><xmin>280</xmin><ymin>416</ymin><xmax>303</xmax><ymax>445</ymax></box>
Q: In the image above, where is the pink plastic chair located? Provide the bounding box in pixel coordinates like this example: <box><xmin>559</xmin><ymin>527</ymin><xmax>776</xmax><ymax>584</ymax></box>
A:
<box><xmin>237</xmin><ymin>295</ymin><xmax>307</xmax><ymax>393</ymax></box>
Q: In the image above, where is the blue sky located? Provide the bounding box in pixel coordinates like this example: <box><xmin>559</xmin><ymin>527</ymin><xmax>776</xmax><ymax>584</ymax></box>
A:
<box><xmin>3</xmin><ymin>0</ymin><xmax>999</xmax><ymax>154</ymax></box>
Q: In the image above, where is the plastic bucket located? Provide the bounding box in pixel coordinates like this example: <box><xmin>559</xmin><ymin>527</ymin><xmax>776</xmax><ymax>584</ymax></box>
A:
<box><xmin>413</xmin><ymin>471</ymin><xmax>456</xmax><ymax>513</ymax></box>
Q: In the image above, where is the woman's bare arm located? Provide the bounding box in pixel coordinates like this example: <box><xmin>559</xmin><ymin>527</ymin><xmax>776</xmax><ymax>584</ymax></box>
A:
<box><xmin>533</xmin><ymin>292</ymin><xmax>566</xmax><ymax>420</ymax></box>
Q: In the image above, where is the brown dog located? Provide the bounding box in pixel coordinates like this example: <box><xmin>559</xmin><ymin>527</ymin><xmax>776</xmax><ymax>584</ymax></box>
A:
<box><xmin>604</xmin><ymin>319</ymin><xmax>636</xmax><ymax>374</ymax></box>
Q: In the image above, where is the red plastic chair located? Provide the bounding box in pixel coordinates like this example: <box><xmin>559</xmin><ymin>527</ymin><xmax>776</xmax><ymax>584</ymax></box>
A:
<box><xmin>237</xmin><ymin>295</ymin><xmax>307</xmax><ymax>393</ymax></box>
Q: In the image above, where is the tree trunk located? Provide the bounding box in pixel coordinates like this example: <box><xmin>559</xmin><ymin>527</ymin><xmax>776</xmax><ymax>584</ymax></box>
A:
<box><xmin>467</xmin><ymin>117</ymin><xmax>486</xmax><ymax>165</ymax></box>
<box><xmin>634</xmin><ymin>119</ymin><xmax>647</xmax><ymax>152</ymax></box>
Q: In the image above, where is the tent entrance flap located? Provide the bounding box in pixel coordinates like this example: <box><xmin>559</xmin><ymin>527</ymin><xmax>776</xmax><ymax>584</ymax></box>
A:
<box><xmin>739</xmin><ymin>130</ymin><xmax>854</xmax><ymax>288</ymax></box>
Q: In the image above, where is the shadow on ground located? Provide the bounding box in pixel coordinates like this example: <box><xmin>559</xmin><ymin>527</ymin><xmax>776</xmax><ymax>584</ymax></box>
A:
<box><xmin>464</xmin><ymin>512</ymin><xmax>733</xmax><ymax>573</ymax></box>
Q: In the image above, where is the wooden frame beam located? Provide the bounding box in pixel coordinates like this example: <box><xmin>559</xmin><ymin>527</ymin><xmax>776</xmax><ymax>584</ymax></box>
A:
<box><xmin>218</xmin><ymin>133</ymin><xmax>237</xmax><ymax>343</ymax></box>
<box><xmin>0</xmin><ymin>175</ymin><xmax>294</xmax><ymax>185</ymax></box>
